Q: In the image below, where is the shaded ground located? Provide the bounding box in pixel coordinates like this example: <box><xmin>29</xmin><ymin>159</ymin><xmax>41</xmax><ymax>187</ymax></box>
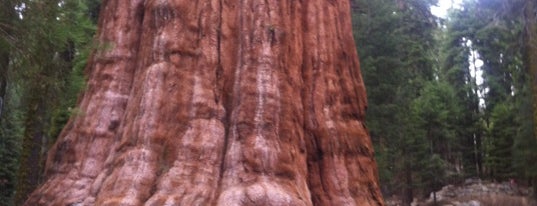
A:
<box><xmin>386</xmin><ymin>179</ymin><xmax>536</xmax><ymax>206</ymax></box>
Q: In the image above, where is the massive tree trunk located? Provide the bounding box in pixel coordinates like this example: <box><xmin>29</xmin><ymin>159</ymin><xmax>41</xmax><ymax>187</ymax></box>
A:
<box><xmin>24</xmin><ymin>0</ymin><xmax>383</xmax><ymax>205</ymax></box>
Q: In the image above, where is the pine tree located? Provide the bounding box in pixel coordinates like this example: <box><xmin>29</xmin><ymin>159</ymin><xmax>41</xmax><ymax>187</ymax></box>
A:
<box><xmin>0</xmin><ymin>1</ymin><xmax>25</xmax><ymax>204</ymax></box>
<box><xmin>0</xmin><ymin>0</ymin><xmax>96</xmax><ymax>204</ymax></box>
<box><xmin>441</xmin><ymin>0</ymin><xmax>537</xmax><ymax>184</ymax></box>
<box><xmin>442</xmin><ymin>12</ymin><xmax>484</xmax><ymax>179</ymax></box>
<box><xmin>352</xmin><ymin>0</ymin><xmax>440</xmax><ymax>204</ymax></box>
<box><xmin>520</xmin><ymin>0</ymin><xmax>537</xmax><ymax>196</ymax></box>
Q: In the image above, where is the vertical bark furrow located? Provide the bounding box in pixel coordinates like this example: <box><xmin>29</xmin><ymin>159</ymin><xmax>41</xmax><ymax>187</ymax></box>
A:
<box><xmin>302</xmin><ymin>0</ymin><xmax>330</xmax><ymax>204</ymax></box>
<box><xmin>217</xmin><ymin>1</ymin><xmax>311</xmax><ymax>205</ymax></box>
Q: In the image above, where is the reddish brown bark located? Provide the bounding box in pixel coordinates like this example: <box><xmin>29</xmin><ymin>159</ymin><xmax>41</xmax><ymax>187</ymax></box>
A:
<box><xmin>24</xmin><ymin>0</ymin><xmax>384</xmax><ymax>205</ymax></box>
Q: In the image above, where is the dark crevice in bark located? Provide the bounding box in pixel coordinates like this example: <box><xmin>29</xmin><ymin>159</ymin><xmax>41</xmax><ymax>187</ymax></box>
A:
<box><xmin>215</xmin><ymin>0</ymin><xmax>229</xmax><ymax>203</ymax></box>
<box><xmin>130</xmin><ymin>1</ymin><xmax>147</xmax><ymax>87</ymax></box>
<box><xmin>300</xmin><ymin>2</ymin><xmax>317</xmax><ymax>204</ymax></box>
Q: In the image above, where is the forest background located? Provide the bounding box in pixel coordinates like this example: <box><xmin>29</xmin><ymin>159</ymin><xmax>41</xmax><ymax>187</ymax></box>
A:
<box><xmin>0</xmin><ymin>0</ymin><xmax>536</xmax><ymax>205</ymax></box>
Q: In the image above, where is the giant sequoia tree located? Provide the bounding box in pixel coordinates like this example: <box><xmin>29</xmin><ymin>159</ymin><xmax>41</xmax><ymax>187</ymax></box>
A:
<box><xmin>24</xmin><ymin>1</ymin><xmax>383</xmax><ymax>205</ymax></box>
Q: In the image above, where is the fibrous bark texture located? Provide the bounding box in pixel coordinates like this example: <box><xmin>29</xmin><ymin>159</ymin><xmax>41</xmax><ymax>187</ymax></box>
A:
<box><xmin>24</xmin><ymin>0</ymin><xmax>384</xmax><ymax>205</ymax></box>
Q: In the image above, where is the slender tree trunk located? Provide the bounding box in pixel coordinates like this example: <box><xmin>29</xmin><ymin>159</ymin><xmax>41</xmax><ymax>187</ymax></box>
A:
<box><xmin>402</xmin><ymin>158</ymin><xmax>413</xmax><ymax>206</ymax></box>
<box><xmin>0</xmin><ymin>2</ymin><xmax>12</xmax><ymax>119</ymax></box>
<box><xmin>524</xmin><ymin>0</ymin><xmax>537</xmax><ymax>200</ymax></box>
<box><xmin>15</xmin><ymin>97</ymin><xmax>47</xmax><ymax>205</ymax></box>
<box><xmin>24</xmin><ymin>1</ymin><xmax>384</xmax><ymax>205</ymax></box>
<box><xmin>0</xmin><ymin>3</ymin><xmax>17</xmax><ymax>204</ymax></box>
<box><xmin>0</xmin><ymin>51</ymin><xmax>7</xmax><ymax>118</ymax></box>
<box><xmin>525</xmin><ymin>0</ymin><xmax>537</xmax><ymax>146</ymax></box>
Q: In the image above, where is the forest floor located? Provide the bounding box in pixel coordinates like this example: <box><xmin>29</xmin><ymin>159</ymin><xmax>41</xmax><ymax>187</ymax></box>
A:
<box><xmin>385</xmin><ymin>179</ymin><xmax>537</xmax><ymax>206</ymax></box>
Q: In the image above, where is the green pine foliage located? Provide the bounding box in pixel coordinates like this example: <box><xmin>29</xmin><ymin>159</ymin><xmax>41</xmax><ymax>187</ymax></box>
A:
<box><xmin>0</xmin><ymin>87</ymin><xmax>23</xmax><ymax>206</ymax></box>
<box><xmin>0</xmin><ymin>0</ymin><xmax>97</xmax><ymax>204</ymax></box>
<box><xmin>352</xmin><ymin>0</ymin><xmax>537</xmax><ymax>203</ymax></box>
<box><xmin>0</xmin><ymin>1</ymin><xmax>24</xmax><ymax>204</ymax></box>
<box><xmin>352</xmin><ymin>0</ymin><xmax>444</xmax><ymax>202</ymax></box>
<box><xmin>453</xmin><ymin>0</ymin><xmax>529</xmax><ymax>182</ymax></box>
